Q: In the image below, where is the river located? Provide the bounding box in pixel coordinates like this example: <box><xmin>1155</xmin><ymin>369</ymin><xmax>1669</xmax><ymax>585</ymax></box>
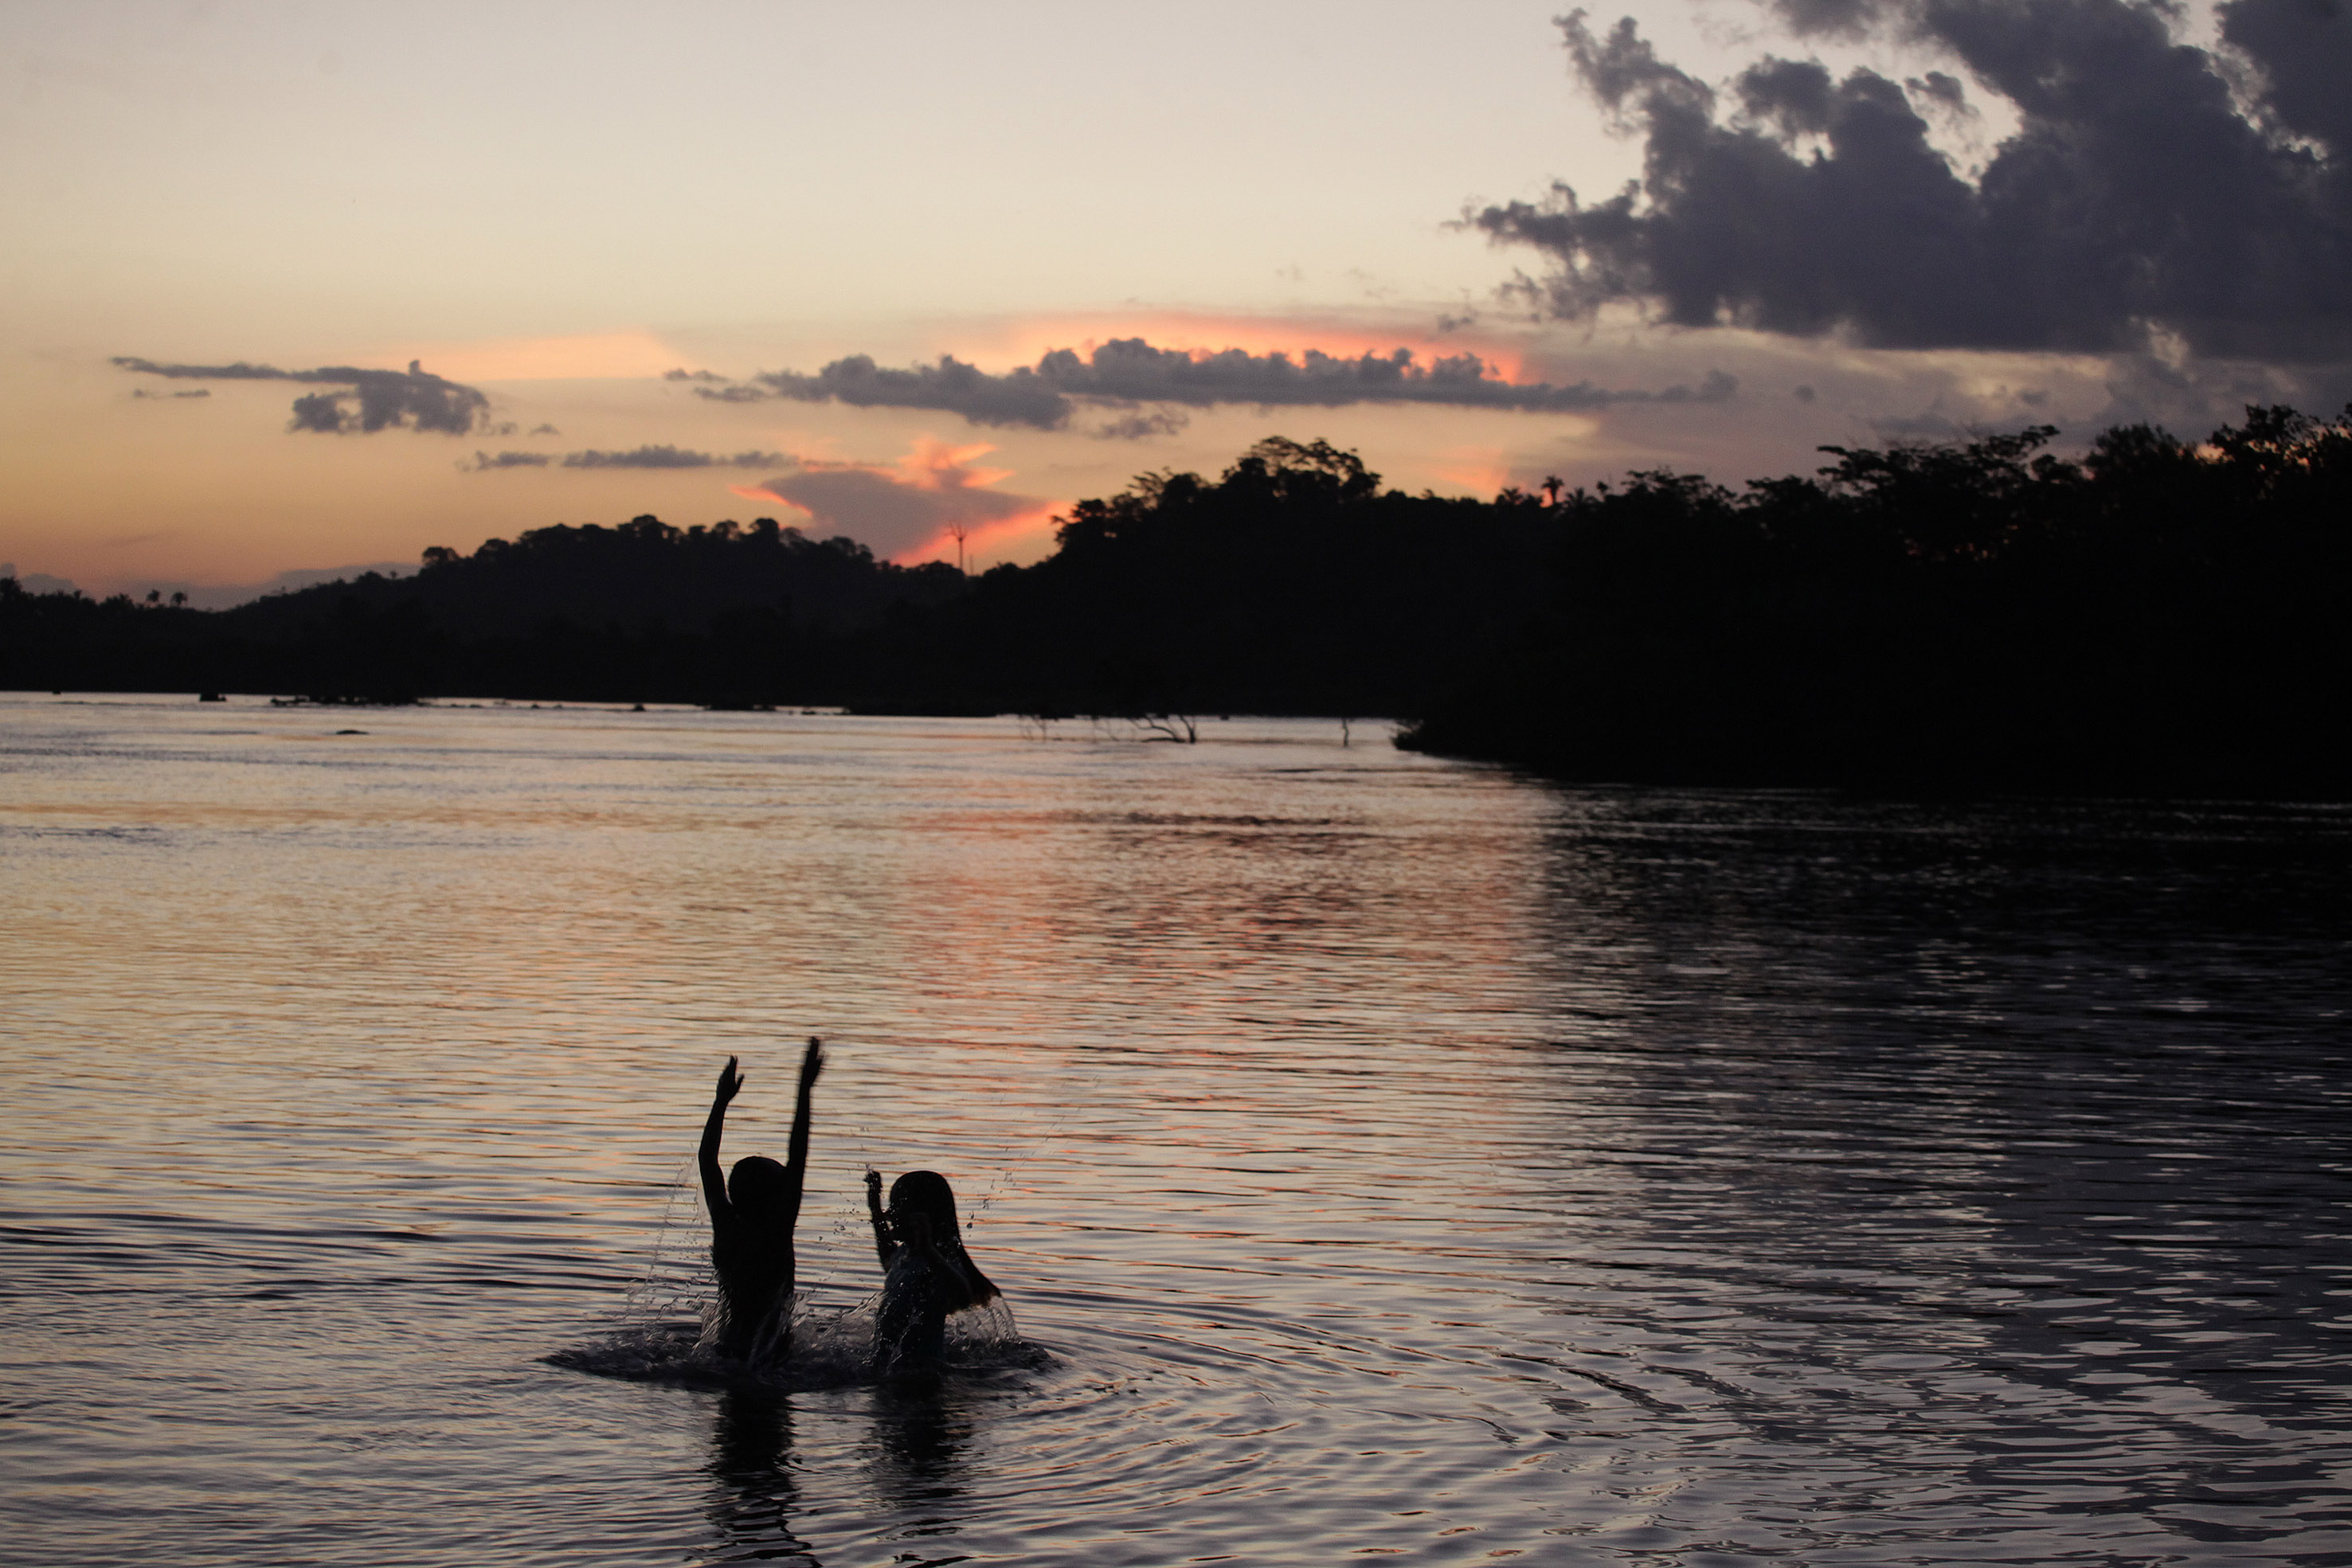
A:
<box><xmin>3</xmin><ymin>694</ymin><xmax>2347</xmax><ymax>1566</ymax></box>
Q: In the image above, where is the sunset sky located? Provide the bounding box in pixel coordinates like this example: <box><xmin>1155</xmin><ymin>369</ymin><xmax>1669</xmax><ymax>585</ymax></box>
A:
<box><xmin>5</xmin><ymin>0</ymin><xmax>2346</xmax><ymax>604</ymax></box>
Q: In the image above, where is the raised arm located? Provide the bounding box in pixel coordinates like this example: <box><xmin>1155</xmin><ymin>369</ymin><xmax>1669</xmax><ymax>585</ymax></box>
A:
<box><xmin>778</xmin><ymin>1037</ymin><xmax>824</xmax><ymax>1223</ymax></box>
<box><xmin>865</xmin><ymin>1169</ymin><xmax>898</xmax><ymax>1269</ymax></box>
<box><xmin>699</xmin><ymin>1055</ymin><xmax>743</xmax><ymax>1224</ymax></box>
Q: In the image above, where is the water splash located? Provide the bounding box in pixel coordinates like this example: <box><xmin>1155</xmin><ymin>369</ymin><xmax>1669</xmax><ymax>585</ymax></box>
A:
<box><xmin>554</xmin><ymin>1164</ymin><xmax>1039</xmax><ymax>1390</ymax></box>
<box><xmin>554</xmin><ymin>1286</ymin><xmax>1040</xmax><ymax>1390</ymax></box>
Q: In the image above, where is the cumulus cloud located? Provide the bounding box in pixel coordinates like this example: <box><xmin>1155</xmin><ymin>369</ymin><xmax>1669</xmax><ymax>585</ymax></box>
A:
<box><xmin>112</xmin><ymin>356</ymin><xmax>495</xmax><ymax>434</ymax></box>
<box><xmin>1470</xmin><ymin>0</ymin><xmax>2352</xmax><ymax>361</ymax></box>
<box><xmin>689</xmin><ymin>336</ymin><xmax>1738</xmax><ymax>432</ymax></box>
<box><xmin>733</xmin><ymin>440</ymin><xmax>1051</xmax><ymax>560</ymax></box>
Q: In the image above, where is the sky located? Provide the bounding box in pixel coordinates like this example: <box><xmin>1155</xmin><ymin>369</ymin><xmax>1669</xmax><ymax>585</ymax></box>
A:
<box><xmin>5</xmin><ymin>0</ymin><xmax>2346</xmax><ymax>604</ymax></box>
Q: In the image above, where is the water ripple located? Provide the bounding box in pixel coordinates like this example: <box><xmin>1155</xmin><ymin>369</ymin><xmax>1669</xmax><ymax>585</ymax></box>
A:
<box><xmin>2</xmin><ymin>696</ymin><xmax>2346</xmax><ymax>1566</ymax></box>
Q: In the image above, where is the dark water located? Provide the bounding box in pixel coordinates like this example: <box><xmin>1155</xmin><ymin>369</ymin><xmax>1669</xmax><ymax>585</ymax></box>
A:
<box><xmin>2</xmin><ymin>695</ymin><xmax>2347</xmax><ymax>1566</ymax></box>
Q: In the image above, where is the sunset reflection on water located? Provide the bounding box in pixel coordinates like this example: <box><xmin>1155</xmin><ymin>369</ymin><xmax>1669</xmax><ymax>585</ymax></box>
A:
<box><xmin>3</xmin><ymin>695</ymin><xmax>2347</xmax><ymax>1567</ymax></box>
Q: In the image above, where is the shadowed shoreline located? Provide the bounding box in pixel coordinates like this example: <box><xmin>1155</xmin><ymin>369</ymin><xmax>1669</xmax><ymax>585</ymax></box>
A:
<box><xmin>6</xmin><ymin>409</ymin><xmax>2346</xmax><ymax>795</ymax></box>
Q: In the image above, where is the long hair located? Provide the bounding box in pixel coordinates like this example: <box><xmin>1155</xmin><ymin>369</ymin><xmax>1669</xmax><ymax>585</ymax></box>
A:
<box><xmin>887</xmin><ymin>1170</ymin><xmax>1000</xmax><ymax>1307</ymax></box>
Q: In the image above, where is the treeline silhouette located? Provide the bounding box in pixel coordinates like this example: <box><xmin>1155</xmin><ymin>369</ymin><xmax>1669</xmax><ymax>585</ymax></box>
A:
<box><xmin>2</xmin><ymin>517</ymin><xmax>967</xmax><ymax>707</ymax></box>
<box><xmin>1399</xmin><ymin>405</ymin><xmax>2350</xmax><ymax>792</ymax></box>
<box><xmin>4</xmin><ymin>412</ymin><xmax>2346</xmax><ymax>792</ymax></box>
<box><xmin>0</xmin><ymin>438</ymin><xmax>1548</xmax><ymax>716</ymax></box>
<box><xmin>835</xmin><ymin>439</ymin><xmax>1547</xmax><ymax>717</ymax></box>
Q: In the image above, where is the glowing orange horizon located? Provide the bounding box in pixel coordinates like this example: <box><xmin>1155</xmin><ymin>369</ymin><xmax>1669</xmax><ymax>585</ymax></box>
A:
<box><xmin>892</xmin><ymin>506</ymin><xmax>1064</xmax><ymax>569</ymax></box>
<box><xmin>726</xmin><ymin>438</ymin><xmax>1016</xmax><ymax>497</ymax></box>
<box><xmin>1426</xmin><ymin>446</ymin><xmax>1512</xmax><ymax>497</ymax></box>
<box><xmin>350</xmin><ymin>330</ymin><xmax>682</xmax><ymax>382</ymax></box>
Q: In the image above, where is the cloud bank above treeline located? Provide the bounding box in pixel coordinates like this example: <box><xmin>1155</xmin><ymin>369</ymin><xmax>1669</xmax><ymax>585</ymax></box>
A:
<box><xmin>671</xmin><ymin>338</ymin><xmax>1738</xmax><ymax>433</ymax></box>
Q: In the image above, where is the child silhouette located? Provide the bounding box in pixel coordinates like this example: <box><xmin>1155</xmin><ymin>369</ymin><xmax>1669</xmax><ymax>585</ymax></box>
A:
<box><xmin>864</xmin><ymin>1168</ymin><xmax>1000</xmax><ymax>1376</ymax></box>
<box><xmin>699</xmin><ymin>1040</ymin><xmax>824</xmax><ymax>1363</ymax></box>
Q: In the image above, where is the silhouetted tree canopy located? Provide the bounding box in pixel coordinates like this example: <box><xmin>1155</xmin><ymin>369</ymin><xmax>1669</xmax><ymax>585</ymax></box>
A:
<box><xmin>835</xmin><ymin>436</ymin><xmax>1548</xmax><ymax>716</ymax></box>
<box><xmin>1399</xmin><ymin>405</ymin><xmax>2351</xmax><ymax>792</ymax></box>
<box><xmin>6</xmin><ymin>409</ymin><xmax>2346</xmax><ymax>792</ymax></box>
<box><xmin>1</xmin><ymin>514</ymin><xmax>963</xmax><ymax>706</ymax></box>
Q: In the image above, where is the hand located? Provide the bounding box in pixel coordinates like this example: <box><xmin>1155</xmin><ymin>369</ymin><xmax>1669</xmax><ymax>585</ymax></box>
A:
<box><xmin>864</xmin><ymin>1168</ymin><xmax>884</xmax><ymax>1195</ymax></box>
<box><xmin>800</xmin><ymin>1036</ymin><xmax>826</xmax><ymax>1085</ymax></box>
<box><xmin>714</xmin><ymin>1055</ymin><xmax>744</xmax><ymax>1105</ymax></box>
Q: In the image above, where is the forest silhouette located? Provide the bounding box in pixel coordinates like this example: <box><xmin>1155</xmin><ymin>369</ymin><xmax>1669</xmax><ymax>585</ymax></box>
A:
<box><xmin>5</xmin><ymin>409</ymin><xmax>2346</xmax><ymax>792</ymax></box>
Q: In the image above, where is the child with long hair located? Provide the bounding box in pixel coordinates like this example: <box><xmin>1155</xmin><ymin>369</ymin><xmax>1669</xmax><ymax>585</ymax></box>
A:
<box><xmin>863</xmin><ymin>1168</ymin><xmax>1000</xmax><ymax>1375</ymax></box>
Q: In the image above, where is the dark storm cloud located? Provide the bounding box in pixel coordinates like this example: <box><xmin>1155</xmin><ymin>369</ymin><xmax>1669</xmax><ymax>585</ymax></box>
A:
<box><xmin>1771</xmin><ymin>0</ymin><xmax>1878</xmax><ymax>37</ymax></box>
<box><xmin>1470</xmin><ymin>1</ymin><xmax>2352</xmax><ymax>359</ymax></box>
<box><xmin>2221</xmin><ymin>0</ymin><xmax>2352</xmax><ymax>162</ymax></box>
<box><xmin>557</xmin><ymin>445</ymin><xmax>788</xmax><ymax>470</ymax></box>
<box><xmin>695</xmin><ymin>337</ymin><xmax>1736</xmax><ymax>432</ymax></box>
<box><xmin>112</xmin><ymin>357</ymin><xmax>495</xmax><ymax>433</ymax></box>
<box><xmin>1735</xmin><ymin>57</ymin><xmax>1837</xmax><ymax>135</ymax></box>
<box><xmin>1907</xmin><ymin>70</ymin><xmax>1969</xmax><ymax>115</ymax></box>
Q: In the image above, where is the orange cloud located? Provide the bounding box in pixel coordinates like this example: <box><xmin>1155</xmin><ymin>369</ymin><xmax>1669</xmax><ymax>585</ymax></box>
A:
<box><xmin>895</xmin><ymin>437</ymin><xmax>1013</xmax><ymax>491</ymax></box>
<box><xmin>728</xmin><ymin>437</ymin><xmax>1059</xmax><ymax>565</ymax></box>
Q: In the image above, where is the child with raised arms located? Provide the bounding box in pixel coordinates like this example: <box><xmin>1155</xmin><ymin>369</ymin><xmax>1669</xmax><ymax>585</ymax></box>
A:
<box><xmin>699</xmin><ymin>1039</ymin><xmax>824</xmax><ymax>1363</ymax></box>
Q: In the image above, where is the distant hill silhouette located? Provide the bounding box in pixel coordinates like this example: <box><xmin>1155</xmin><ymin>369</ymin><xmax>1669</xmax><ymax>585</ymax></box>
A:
<box><xmin>5</xmin><ymin>411</ymin><xmax>2346</xmax><ymax>792</ymax></box>
<box><xmin>2</xmin><ymin>515</ymin><xmax>963</xmax><ymax>706</ymax></box>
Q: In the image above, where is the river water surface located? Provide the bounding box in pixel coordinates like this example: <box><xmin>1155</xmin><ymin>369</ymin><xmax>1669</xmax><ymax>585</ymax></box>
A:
<box><xmin>3</xmin><ymin>695</ymin><xmax>2348</xmax><ymax>1566</ymax></box>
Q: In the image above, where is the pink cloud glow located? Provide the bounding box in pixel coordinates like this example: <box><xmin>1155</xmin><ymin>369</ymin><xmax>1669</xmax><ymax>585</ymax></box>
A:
<box><xmin>730</xmin><ymin>437</ymin><xmax>1062</xmax><ymax>565</ymax></box>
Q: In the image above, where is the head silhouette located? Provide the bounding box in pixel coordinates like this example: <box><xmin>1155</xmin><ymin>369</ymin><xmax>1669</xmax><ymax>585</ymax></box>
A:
<box><xmin>886</xmin><ymin>1171</ymin><xmax>961</xmax><ymax>1235</ymax></box>
<box><xmin>887</xmin><ymin>1170</ymin><xmax>999</xmax><ymax>1304</ymax></box>
<box><xmin>728</xmin><ymin>1155</ymin><xmax>791</xmax><ymax>1219</ymax></box>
